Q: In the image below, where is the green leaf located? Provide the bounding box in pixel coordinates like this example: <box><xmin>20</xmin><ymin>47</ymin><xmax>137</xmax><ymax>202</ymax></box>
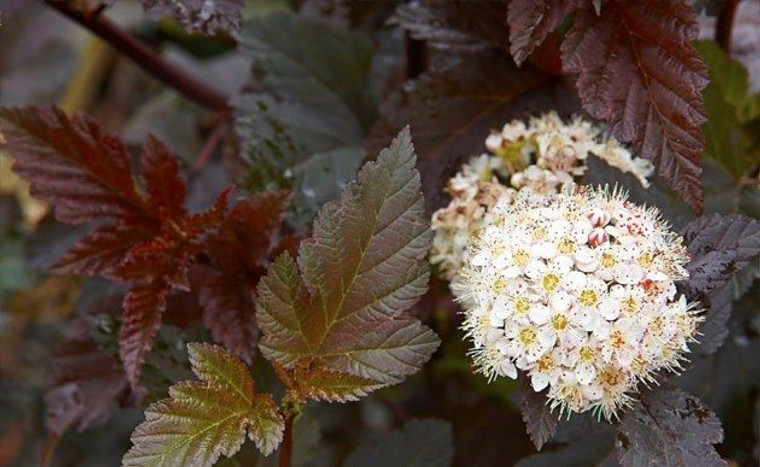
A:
<box><xmin>343</xmin><ymin>419</ymin><xmax>454</xmax><ymax>467</ymax></box>
<box><xmin>695</xmin><ymin>40</ymin><xmax>759</xmax><ymax>178</ymax></box>
<box><xmin>123</xmin><ymin>343</ymin><xmax>284</xmax><ymax>466</ymax></box>
<box><xmin>257</xmin><ymin>128</ymin><xmax>439</xmax><ymax>396</ymax></box>
<box><xmin>274</xmin><ymin>363</ymin><xmax>384</xmax><ymax>403</ymax></box>
<box><xmin>236</xmin><ymin>12</ymin><xmax>377</xmax><ymax>226</ymax></box>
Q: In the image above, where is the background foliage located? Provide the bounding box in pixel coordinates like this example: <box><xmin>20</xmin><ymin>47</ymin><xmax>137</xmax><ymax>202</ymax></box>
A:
<box><xmin>0</xmin><ymin>0</ymin><xmax>758</xmax><ymax>466</ymax></box>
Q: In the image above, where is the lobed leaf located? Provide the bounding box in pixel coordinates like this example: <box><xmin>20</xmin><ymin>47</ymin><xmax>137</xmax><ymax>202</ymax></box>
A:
<box><xmin>123</xmin><ymin>343</ymin><xmax>284</xmax><ymax>467</ymax></box>
<box><xmin>343</xmin><ymin>419</ymin><xmax>454</xmax><ymax>467</ymax></box>
<box><xmin>257</xmin><ymin>128</ymin><xmax>439</xmax><ymax>395</ymax></box>
<box><xmin>616</xmin><ymin>386</ymin><xmax>725</xmax><ymax>466</ymax></box>
<box><xmin>274</xmin><ymin>363</ymin><xmax>383</xmax><ymax>403</ymax></box>
<box><xmin>561</xmin><ymin>0</ymin><xmax>708</xmax><ymax>213</ymax></box>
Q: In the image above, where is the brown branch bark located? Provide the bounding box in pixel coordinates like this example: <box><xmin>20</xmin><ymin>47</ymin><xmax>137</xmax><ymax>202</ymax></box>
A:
<box><xmin>43</xmin><ymin>0</ymin><xmax>231</xmax><ymax>113</ymax></box>
<box><xmin>715</xmin><ymin>0</ymin><xmax>741</xmax><ymax>54</ymax></box>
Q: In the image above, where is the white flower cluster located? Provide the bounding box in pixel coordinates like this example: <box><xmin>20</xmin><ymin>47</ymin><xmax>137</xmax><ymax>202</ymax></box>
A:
<box><xmin>458</xmin><ymin>187</ymin><xmax>701</xmax><ymax>420</ymax></box>
<box><xmin>430</xmin><ymin>113</ymin><xmax>653</xmax><ymax>280</ymax></box>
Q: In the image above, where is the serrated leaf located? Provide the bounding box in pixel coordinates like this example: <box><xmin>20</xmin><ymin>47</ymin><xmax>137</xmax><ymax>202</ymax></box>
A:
<box><xmin>201</xmin><ymin>190</ymin><xmax>291</xmax><ymax>364</ymax></box>
<box><xmin>0</xmin><ymin>106</ymin><xmax>149</xmax><ymax>224</ymax></box>
<box><xmin>274</xmin><ymin>363</ymin><xmax>383</xmax><ymax>403</ymax></box>
<box><xmin>119</xmin><ymin>280</ymin><xmax>171</xmax><ymax>390</ymax></box>
<box><xmin>513</xmin><ymin>384</ymin><xmax>558</xmax><ymax>451</ymax></box>
<box><xmin>508</xmin><ymin>0</ymin><xmax>575</xmax><ymax>65</ymax></box>
<box><xmin>343</xmin><ymin>419</ymin><xmax>454</xmax><ymax>467</ymax></box>
<box><xmin>236</xmin><ymin>13</ymin><xmax>376</xmax><ymax>226</ymax></box>
<box><xmin>616</xmin><ymin>386</ymin><xmax>724</xmax><ymax>466</ymax></box>
<box><xmin>257</xmin><ymin>129</ymin><xmax>439</xmax><ymax>393</ymax></box>
<box><xmin>124</xmin><ymin>343</ymin><xmax>284</xmax><ymax>467</ymax></box>
<box><xmin>141</xmin><ymin>135</ymin><xmax>188</xmax><ymax>220</ymax></box>
<box><xmin>561</xmin><ymin>1</ymin><xmax>708</xmax><ymax>213</ymax></box>
<box><xmin>391</xmin><ymin>1</ymin><xmax>510</xmax><ymax>53</ymax></box>
<box><xmin>367</xmin><ymin>52</ymin><xmax>557</xmax><ymax>210</ymax></box>
<box><xmin>142</xmin><ymin>0</ymin><xmax>243</xmax><ymax>34</ymax></box>
<box><xmin>681</xmin><ymin>214</ymin><xmax>760</xmax><ymax>297</ymax></box>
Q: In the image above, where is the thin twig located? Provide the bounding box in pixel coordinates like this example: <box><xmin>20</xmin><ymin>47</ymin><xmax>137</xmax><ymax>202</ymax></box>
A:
<box><xmin>715</xmin><ymin>0</ymin><xmax>741</xmax><ymax>54</ymax></box>
<box><xmin>192</xmin><ymin>122</ymin><xmax>228</xmax><ymax>172</ymax></box>
<box><xmin>43</xmin><ymin>0</ymin><xmax>231</xmax><ymax>113</ymax></box>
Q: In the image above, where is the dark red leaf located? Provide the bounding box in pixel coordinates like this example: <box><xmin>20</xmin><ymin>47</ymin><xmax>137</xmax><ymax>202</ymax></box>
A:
<box><xmin>617</xmin><ymin>386</ymin><xmax>724</xmax><ymax>466</ymax></box>
<box><xmin>199</xmin><ymin>274</ymin><xmax>258</xmax><ymax>364</ymax></box>
<box><xmin>115</xmin><ymin>188</ymin><xmax>232</xmax><ymax>290</ymax></box>
<box><xmin>0</xmin><ymin>106</ymin><xmax>149</xmax><ymax>224</ymax></box>
<box><xmin>560</xmin><ymin>0</ymin><xmax>708</xmax><ymax>213</ymax></box>
<box><xmin>200</xmin><ymin>190</ymin><xmax>291</xmax><ymax>362</ymax></box>
<box><xmin>513</xmin><ymin>383</ymin><xmax>558</xmax><ymax>450</ymax></box>
<box><xmin>141</xmin><ymin>134</ymin><xmax>188</xmax><ymax>220</ymax></box>
<box><xmin>119</xmin><ymin>280</ymin><xmax>171</xmax><ymax>389</ymax></box>
<box><xmin>508</xmin><ymin>0</ymin><xmax>576</xmax><ymax>65</ymax></box>
<box><xmin>50</xmin><ymin>224</ymin><xmax>154</xmax><ymax>280</ymax></box>
<box><xmin>206</xmin><ymin>190</ymin><xmax>291</xmax><ymax>273</ymax></box>
<box><xmin>391</xmin><ymin>1</ymin><xmax>510</xmax><ymax>53</ymax></box>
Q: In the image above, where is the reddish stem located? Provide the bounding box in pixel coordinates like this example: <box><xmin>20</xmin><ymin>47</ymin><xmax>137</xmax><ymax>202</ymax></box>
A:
<box><xmin>43</xmin><ymin>0</ymin><xmax>230</xmax><ymax>112</ymax></box>
<box><xmin>715</xmin><ymin>0</ymin><xmax>741</xmax><ymax>54</ymax></box>
<box><xmin>192</xmin><ymin>122</ymin><xmax>228</xmax><ymax>172</ymax></box>
<box><xmin>279</xmin><ymin>415</ymin><xmax>295</xmax><ymax>467</ymax></box>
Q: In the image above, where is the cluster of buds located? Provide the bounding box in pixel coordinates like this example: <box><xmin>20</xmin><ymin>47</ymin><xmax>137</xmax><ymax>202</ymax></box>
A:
<box><xmin>430</xmin><ymin>113</ymin><xmax>653</xmax><ymax>280</ymax></box>
<box><xmin>458</xmin><ymin>188</ymin><xmax>701</xmax><ymax>420</ymax></box>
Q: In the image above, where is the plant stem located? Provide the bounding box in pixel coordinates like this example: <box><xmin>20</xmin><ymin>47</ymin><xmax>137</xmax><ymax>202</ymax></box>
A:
<box><xmin>43</xmin><ymin>0</ymin><xmax>231</xmax><ymax>112</ymax></box>
<box><xmin>279</xmin><ymin>414</ymin><xmax>295</xmax><ymax>467</ymax></box>
<box><xmin>715</xmin><ymin>0</ymin><xmax>741</xmax><ymax>54</ymax></box>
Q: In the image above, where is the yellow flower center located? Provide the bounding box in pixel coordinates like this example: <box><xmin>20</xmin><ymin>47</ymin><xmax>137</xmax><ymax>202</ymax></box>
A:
<box><xmin>513</xmin><ymin>249</ymin><xmax>529</xmax><ymax>266</ymax></box>
<box><xmin>515</xmin><ymin>296</ymin><xmax>531</xmax><ymax>314</ymax></box>
<box><xmin>519</xmin><ymin>327</ymin><xmax>537</xmax><ymax>345</ymax></box>
<box><xmin>532</xmin><ymin>226</ymin><xmax>547</xmax><ymax>240</ymax></box>
<box><xmin>579</xmin><ymin>346</ymin><xmax>596</xmax><ymax>362</ymax></box>
<box><xmin>542</xmin><ymin>274</ymin><xmax>560</xmax><ymax>292</ymax></box>
<box><xmin>638</xmin><ymin>252</ymin><xmax>653</xmax><ymax>267</ymax></box>
<box><xmin>491</xmin><ymin>277</ymin><xmax>508</xmax><ymax>294</ymax></box>
<box><xmin>536</xmin><ymin>354</ymin><xmax>554</xmax><ymax>372</ymax></box>
<box><xmin>621</xmin><ymin>296</ymin><xmax>638</xmax><ymax>316</ymax></box>
<box><xmin>601</xmin><ymin>253</ymin><xmax>616</xmax><ymax>268</ymax></box>
<box><xmin>649</xmin><ymin>316</ymin><xmax>664</xmax><ymax>335</ymax></box>
<box><xmin>610</xmin><ymin>330</ymin><xmax>625</xmax><ymax>349</ymax></box>
<box><xmin>557</xmin><ymin>237</ymin><xmax>576</xmax><ymax>255</ymax></box>
<box><xmin>579</xmin><ymin>289</ymin><xmax>598</xmax><ymax>307</ymax></box>
<box><xmin>599</xmin><ymin>366</ymin><xmax>626</xmax><ymax>387</ymax></box>
<box><xmin>551</xmin><ymin>314</ymin><xmax>568</xmax><ymax>330</ymax></box>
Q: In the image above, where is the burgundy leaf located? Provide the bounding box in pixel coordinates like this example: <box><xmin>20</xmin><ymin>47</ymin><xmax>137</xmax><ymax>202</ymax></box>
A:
<box><xmin>617</xmin><ymin>386</ymin><xmax>724</xmax><ymax>466</ymax></box>
<box><xmin>50</xmin><ymin>224</ymin><xmax>153</xmax><ymax>280</ymax></box>
<box><xmin>199</xmin><ymin>275</ymin><xmax>258</xmax><ymax>364</ymax></box>
<box><xmin>560</xmin><ymin>0</ymin><xmax>708</xmax><ymax>213</ymax></box>
<box><xmin>141</xmin><ymin>134</ymin><xmax>188</xmax><ymax>220</ymax></box>
<box><xmin>513</xmin><ymin>383</ymin><xmax>558</xmax><ymax>450</ymax></box>
<box><xmin>508</xmin><ymin>0</ymin><xmax>576</xmax><ymax>65</ymax></box>
<box><xmin>0</xmin><ymin>106</ymin><xmax>149</xmax><ymax>224</ymax></box>
<box><xmin>119</xmin><ymin>280</ymin><xmax>171</xmax><ymax>389</ymax></box>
